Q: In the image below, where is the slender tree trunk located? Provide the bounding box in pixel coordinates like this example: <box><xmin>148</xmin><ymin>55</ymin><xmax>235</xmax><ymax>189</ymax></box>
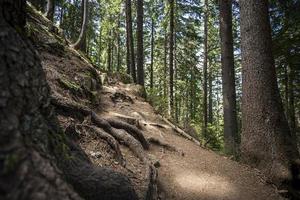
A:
<box><xmin>59</xmin><ymin>1</ymin><xmax>64</xmax><ymax>27</ymax></box>
<box><xmin>240</xmin><ymin>0</ymin><xmax>300</xmax><ymax>184</ymax></box>
<box><xmin>136</xmin><ymin>0</ymin><xmax>144</xmax><ymax>86</ymax></box>
<box><xmin>169</xmin><ymin>0</ymin><xmax>175</xmax><ymax>119</ymax></box>
<box><xmin>98</xmin><ymin>26</ymin><xmax>102</xmax><ymax>67</ymax></box>
<box><xmin>163</xmin><ymin>31</ymin><xmax>168</xmax><ymax>101</ymax></box>
<box><xmin>107</xmin><ymin>35</ymin><xmax>112</xmax><ymax>74</ymax></box>
<box><xmin>220</xmin><ymin>0</ymin><xmax>238</xmax><ymax>155</ymax></box>
<box><xmin>208</xmin><ymin>65</ymin><xmax>213</xmax><ymax>124</ymax></box>
<box><xmin>45</xmin><ymin>0</ymin><xmax>55</xmax><ymax>21</ymax></box>
<box><xmin>284</xmin><ymin>64</ymin><xmax>289</xmax><ymax>118</ymax></box>
<box><xmin>202</xmin><ymin>0</ymin><xmax>208</xmax><ymax>137</ymax></box>
<box><xmin>126</xmin><ymin>0</ymin><xmax>136</xmax><ymax>82</ymax></box>
<box><xmin>72</xmin><ymin>0</ymin><xmax>88</xmax><ymax>51</ymax></box>
<box><xmin>150</xmin><ymin>17</ymin><xmax>154</xmax><ymax>89</ymax></box>
<box><xmin>117</xmin><ymin>15</ymin><xmax>121</xmax><ymax>72</ymax></box>
<box><xmin>126</xmin><ymin>20</ymin><xmax>131</xmax><ymax>75</ymax></box>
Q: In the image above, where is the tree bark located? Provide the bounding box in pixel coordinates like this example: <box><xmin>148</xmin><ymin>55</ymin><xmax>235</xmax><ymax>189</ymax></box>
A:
<box><xmin>202</xmin><ymin>0</ymin><xmax>208</xmax><ymax>137</ymax></box>
<box><xmin>208</xmin><ymin>65</ymin><xmax>213</xmax><ymax>124</ymax></box>
<box><xmin>71</xmin><ymin>0</ymin><xmax>88</xmax><ymax>51</ymax></box>
<box><xmin>45</xmin><ymin>0</ymin><xmax>55</xmax><ymax>21</ymax></box>
<box><xmin>117</xmin><ymin>15</ymin><xmax>121</xmax><ymax>72</ymax></box>
<box><xmin>220</xmin><ymin>0</ymin><xmax>238</xmax><ymax>156</ymax></box>
<box><xmin>288</xmin><ymin>62</ymin><xmax>297</xmax><ymax>144</ymax></box>
<box><xmin>163</xmin><ymin>31</ymin><xmax>168</xmax><ymax>102</ymax></box>
<box><xmin>125</xmin><ymin>0</ymin><xmax>136</xmax><ymax>82</ymax></box>
<box><xmin>136</xmin><ymin>0</ymin><xmax>144</xmax><ymax>86</ymax></box>
<box><xmin>150</xmin><ymin>16</ymin><xmax>154</xmax><ymax>89</ymax></box>
<box><xmin>240</xmin><ymin>0</ymin><xmax>300</xmax><ymax>184</ymax></box>
<box><xmin>0</xmin><ymin>2</ymin><xmax>138</xmax><ymax>199</ymax></box>
<box><xmin>169</xmin><ymin>0</ymin><xmax>175</xmax><ymax>119</ymax></box>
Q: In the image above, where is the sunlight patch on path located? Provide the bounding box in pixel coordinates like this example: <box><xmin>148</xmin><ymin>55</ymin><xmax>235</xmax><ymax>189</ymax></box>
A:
<box><xmin>175</xmin><ymin>171</ymin><xmax>237</xmax><ymax>198</ymax></box>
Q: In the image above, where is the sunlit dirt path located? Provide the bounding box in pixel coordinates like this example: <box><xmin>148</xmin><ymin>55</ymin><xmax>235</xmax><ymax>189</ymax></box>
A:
<box><xmin>101</xmin><ymin>82</ymin><xmax>284</xmax><ymax>200</ymax></box>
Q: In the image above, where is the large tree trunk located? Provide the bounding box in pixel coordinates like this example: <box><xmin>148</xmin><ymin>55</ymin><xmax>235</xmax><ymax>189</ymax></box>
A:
<box><xmin>240</xmin><ymin>0</ymin><xmax>300</xmax><ymax>185</ymax></box>
<box><xmin>1</xmin><ymin>2</ymin><xmax>79</xmax><ymax>198</ymax></box>
<box><xmin>45</xmin><ymin>0</ymin><xmax>55</xmax><ymax>21</ymax></box>
<box><xmin>136</xmin><ymin>0</ymin><xmax>144</xmax><ymax>86</ymax></box>
<box><xmin>202</xmin><ymin>0</ymin><xmax>208</xmax><ymax>138</ymax></box>
<box><xmin>72</xmin><ymin>0</ymin><xmax>88</xmax><ymax>51</ymax></box>
<box><xmin>0</xmin><ymin>1</ymin><xmax>138</xmax><ymax>200</ymax></box>
<box><xmin>288</xmin><ymin>62</ymin><xmax>297</xmax><ymax>145</ymax></box>
<box><xmin>169</xmin><ymin>0</ymin><xmax>175</xmax><ymax>119</ymax></box>
<box><xmin>219</xmin><ymin>0</ymin><xmax>238</xmax><ymax>156</ymax></box>
<box><xmin>125</xmin><ymin>0</ymin><xmax>136</xmax><ymax>82</ymax></box>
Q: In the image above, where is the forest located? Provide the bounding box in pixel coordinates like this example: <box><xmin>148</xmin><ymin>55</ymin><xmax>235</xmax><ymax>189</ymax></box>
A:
<box><xmin>0</xmin><ymin>0</ymin><xmax>300</xmax><ymax>200</ymax></box>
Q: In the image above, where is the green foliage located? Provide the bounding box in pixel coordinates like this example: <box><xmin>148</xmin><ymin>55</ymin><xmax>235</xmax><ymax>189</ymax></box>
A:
<box><xmin>51</xmin><ymin>0</ymin><xmax>299</xmax><ymax>153</ymax></box>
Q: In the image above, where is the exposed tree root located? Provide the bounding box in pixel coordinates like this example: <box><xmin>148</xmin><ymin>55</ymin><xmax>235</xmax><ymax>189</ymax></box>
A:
<box><xmin>105</xmin><ymin>118</ymin><xmax>150</xmax><ymax>150</ymax></box>
<box><xmin>158</xmin><ymin>115</ymin><xmax>202</xmax><ymax>147</ymax></box>
<box><xmin>108</xmin><ymin>111</ymin><xmax>167</xmax><ymax>130</ymax></box>
<box><xmin>51</xmin><ymin>95</ymin><xmax>150</xmax><ymax>150</ymax></box>
<box><xmin>77</xmin><ymin>124</ymin><xmax>125</xmax><ymax>166</ymax></box>
<box><xmin>147</xmin><ymin>137</ymin><xmax>179</xmax><ymax>153</ymax></box>
<box><xmin>51</xmin><ymin>95</ymin><xmax>158</xmax><ymax>199</ymax></box>
<box><xmin>112</xmin><ymin>128</ymin><xmax>149</xmax><ymax>164</ymax></box>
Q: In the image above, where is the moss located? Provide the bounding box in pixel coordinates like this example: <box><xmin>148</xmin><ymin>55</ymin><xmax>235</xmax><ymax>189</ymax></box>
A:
<box><xmin>49</xmin><ymin>131</ymin><xmax>72</xmax><ymax>160</ymax></box>
<box><xmin>3</xmin><ymin>153</ymin><xmax>20</xmax><ymax>174</ymax></box>
<box><xmin>58</xmin><ymin>78</ymin><xmax>81</xmax><ymax>93</ymax></box>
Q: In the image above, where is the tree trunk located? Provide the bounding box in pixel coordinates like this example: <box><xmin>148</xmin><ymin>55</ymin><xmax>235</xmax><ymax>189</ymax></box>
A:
<box><xmin>107</xmin><ymin>34</ymin><xmax>112</xmax><ymax>74</ymax></box>
<box><xmin>220</xmin><ymin>0</ymin><xmax>238</xmax><ymax>156</ymax></box>
<box><xmin>240</xmin><ymin>0</ymin><xmax>300</xmax><ymax>184</ymax></box>
<box><xmin>163</xmin><ymin>31</ymin><xmax>168</xmax><ymax>102</ymax></box>
<box><xmin>45</xmin><ymin>0</ymin><xmax>55</xmax><ymax>21</ymax></box>
<box><xmin>208</xmin><ymin>65</ymin><xmax>213</xmax><ymax>124</ymax></box>
<box><xmin>136</xmin><ymin>0</ymin><xmax>144</xmax><ymax>86</ymax></box>
<box><xmin>169</xmin><ymin>0</ymin><xmax>174</xmax><ymax>119</ymax></box>
<box><xmin>150</xmin><ymin>16</ymin><xmax>154</xmax><ymax>89</ymax></box>
<box><xmin>202</xmin><ymin>0</ymin><xmax>208</xmax><ymax>137</ymax></box>
<box><xmin>117</xmin><ymin>15</ymin><xmax>121</xmax><ymax>72</ymax></box>
<box><xmin>72</xmin><ymin>0</ymin><xmax>88</xmax><ymax>52</ymax></box>
<box><xmin>126</xmin><ymin>0</ymin><xmax>136</xmax><ymax>82</ymax></box>
<box><xmin>288</xmin><ymin>63</ymin><xmax>297</xmax><ymax>144</ymax></box>
<box><xmin>0</xmin><ymin>2</ymin><xmax>139</xmax><ymax>199</ymax></box>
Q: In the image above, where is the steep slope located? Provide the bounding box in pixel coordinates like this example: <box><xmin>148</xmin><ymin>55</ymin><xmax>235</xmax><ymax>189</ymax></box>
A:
<box><xmin>26</xmin><ymin>4</ymin><xmax>285</xmax><ymax>200</ymax></box>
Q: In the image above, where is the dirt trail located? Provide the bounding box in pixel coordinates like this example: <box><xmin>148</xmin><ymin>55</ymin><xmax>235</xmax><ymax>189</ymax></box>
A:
<box><xmin>26</xmin><ymin>5</ymin><xmax>284</xmax><ymax>199</ymax></box>
<box><xmin>100</xmin><ymin>82</ymin><xmax>284</xmax><ymax>200</ymax></box>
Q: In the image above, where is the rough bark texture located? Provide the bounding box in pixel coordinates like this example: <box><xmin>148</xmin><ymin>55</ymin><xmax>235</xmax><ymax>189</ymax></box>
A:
<box><xmin>240</xmin><ymin>0</ymin><xmax>300</xmax><ymax>185</ymax></box>
<box><xmin>136</xmin><ymin>0</ymin><xmax>145</xmax><ymax>86</ymax></box>
<box><xmin>45</xmin><ymin>0</ymin><xmax>55</xmax><ymax>21</ymax></box>
<box><xmin>72</xmin><ymin>0</ymin><xmax>88</xmax><ymax>51</ymax></box>
<box><xmin>219</xmin><ymin>0</ymin><xmax>238</xmax><ymax>156</ymax></box>
<box><xmin>0</xmin><ymin>2</ymin><xmax>139</xmax><ymax>200</ymax></box>
<box><xmin>125</xmin><ymin>0</ymin><xmax>136</xmax><ymax>82</ymax></box>
<box><xmin>288</xmin><ymin>63</ymin><xmax>297</xmax><ymax>144</ymax></box>
<box><xmin>0</xmin><ymin>2</ymin><xmax>81</xmax><ymax>200</ymax></box>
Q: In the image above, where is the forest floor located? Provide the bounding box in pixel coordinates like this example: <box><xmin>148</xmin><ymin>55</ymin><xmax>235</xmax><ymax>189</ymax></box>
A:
<box><xmin>94</xmin><ymin>82</ymin><xmax>284</xmax><ymax>200</ymax></box>
<box><xmin>27</xmin><ymin>3</ymin><xmax>285</xmax><ymax>200</ymax></box>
